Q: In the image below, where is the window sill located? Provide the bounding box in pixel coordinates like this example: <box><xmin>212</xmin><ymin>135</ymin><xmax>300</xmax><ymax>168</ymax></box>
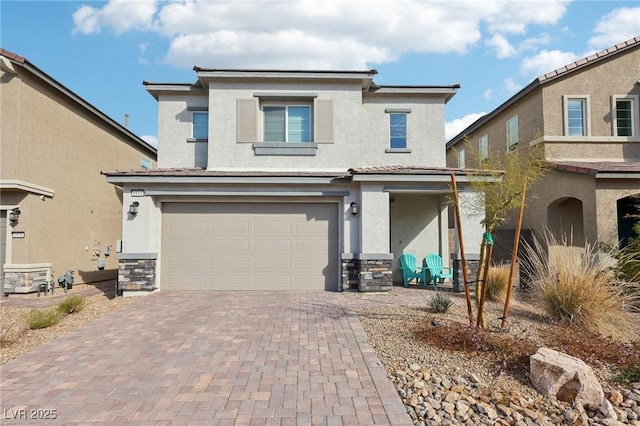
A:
<box><xmin>187</xmin><ymin>138</ymin><xmax>208</xmax><ymax>143</ymax></box>
<box><xmin>253</xmin><ymin>142</ymin><xmax>318</xmax><ymax>156</ymax></box>
<box><xmin>385</xmin><ymin>148</ymin><xmax>411</xmax><ymax>153</ymax></box>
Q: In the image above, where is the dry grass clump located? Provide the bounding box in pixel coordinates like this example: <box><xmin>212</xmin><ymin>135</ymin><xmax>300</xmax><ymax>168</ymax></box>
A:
<box><xmin>521</xmin><ymin>232</ymin><xmax>634</xmax><ymax>335</ymax></box>
<box><xmin>486</xmin><ymin>264</ymin><xmax>510</xmax><ymax>302</ymax></box>
<box><xmin>23</xmin><ymin>308</ymin><xmax>62</xmax><ymax>330</ymax></box>
<box><xmin>57</xmin><ymin>295</ymin><xmax>87</xmax><ymax>314</ymax></box>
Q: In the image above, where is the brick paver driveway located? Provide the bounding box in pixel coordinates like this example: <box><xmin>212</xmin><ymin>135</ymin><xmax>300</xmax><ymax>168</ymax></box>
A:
<box><xmin>1</xmin><ymin>291</ymin><xmax>414</xmax><ymax>425</ymax></box>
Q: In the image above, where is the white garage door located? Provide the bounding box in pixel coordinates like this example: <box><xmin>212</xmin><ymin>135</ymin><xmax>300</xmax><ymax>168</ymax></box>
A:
<box><xmin>161</xmin><ymin>203</ymin><xmax>338</xmax><ymax>291</ymax></box>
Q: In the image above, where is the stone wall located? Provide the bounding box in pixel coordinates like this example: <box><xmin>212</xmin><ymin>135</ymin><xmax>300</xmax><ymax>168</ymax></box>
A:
<box><xmin>451</xmin><ymin>253</ymin><xmax>480</xmax><ymax>293</ymax></box>
<box><xmin>342</xmin><ymin>253</ymin><xmax>393</xmax><ymax>292</ymax></box>
<box><xmin>2</xmin><ymin>265</ymin><xmax>51</xmax><ymax>295</ymax></box>
<box><xmin>117</xmin><ymin>253</ymin><xmax>157</xmax><ymax>294</ymax></box>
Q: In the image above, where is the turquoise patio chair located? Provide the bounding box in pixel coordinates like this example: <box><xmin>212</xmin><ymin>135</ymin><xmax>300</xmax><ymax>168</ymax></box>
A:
<box><xmin>423</xmin><ymin>254</ymin><xmax>453</xmax><ymax>288</ymax></box>
<box><xmin>399</xmin><ymin>253</ymin><xmax>427</xmax><ymax>287</ymax></box>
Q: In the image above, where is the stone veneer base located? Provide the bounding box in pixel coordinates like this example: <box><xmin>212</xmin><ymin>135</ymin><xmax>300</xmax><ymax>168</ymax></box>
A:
<box><xmin>342</xmin><ymin>253</ymin><xmax>393</xmax><ymax>292</ymax></box>
<box><xmin>117</xmin><ymin>253</ymin><xmax>157</xmax><ymax>294</ymax></box>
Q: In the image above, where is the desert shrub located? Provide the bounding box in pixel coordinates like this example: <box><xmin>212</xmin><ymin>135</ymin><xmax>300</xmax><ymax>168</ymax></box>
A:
<box><xmin>427</xmin><ymin>292</ymin><xmax>454</xmax><ymax>313</ymax></box>
<box><xmin>613</xmin><ymin>365</ymin><xmax>640</xmax><ymax>386</ymax></box>
<box><xmin>0</xmin><ymin>314</ymin><xmax>28</xmax><ymax>345</ymax></box>
<box><xmin>23</xmin><ymin>308</ymin><xmax>61</xmax><ymax>330</ymax></box>
<box><xmin>57</xmin><ymin>295</ymin><xmax>86</xmax><ymax>314</ymax></box>
<box><xmin>486</xmin><ymin>264</ymin><xmax>510</xmax><ymax>302</ymax></box>
<box><xmin>522</xmin><ymin>231</ymin><xmax>634</xmax><ymax>334</ymax></box>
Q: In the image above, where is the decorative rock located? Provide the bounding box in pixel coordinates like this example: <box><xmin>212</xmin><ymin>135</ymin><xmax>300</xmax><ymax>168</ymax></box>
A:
<box><xmin>600</xmin><ymin>399</ymin><xmax>618</xmax><ymax>420</ymax></box>
<box><xmin>609</xmin><ymin>389</ymin><xmax>624</xmax><ymax>405</ymax></box>
<box><xmin>530</xmin><ymin>347</ymin><xmax>605</xmax><ymax>409</ymax></box>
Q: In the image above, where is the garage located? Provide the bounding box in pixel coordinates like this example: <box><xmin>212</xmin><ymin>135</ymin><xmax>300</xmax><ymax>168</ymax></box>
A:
<box><xmin>161</xmin><ymin>202</ymin><xmax>339</xmax><ymax>291</ymax></box>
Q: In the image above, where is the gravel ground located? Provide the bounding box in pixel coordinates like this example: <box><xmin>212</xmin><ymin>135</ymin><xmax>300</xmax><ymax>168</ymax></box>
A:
<box><xmin>0</xmin><ymin>287</ymin><xmax>139</xmax><ymax>365</ymax></box>
<box><xmin>350</xmin><ymin>290</ymin><xmax>640</xmax><ymax>426</ymax></box>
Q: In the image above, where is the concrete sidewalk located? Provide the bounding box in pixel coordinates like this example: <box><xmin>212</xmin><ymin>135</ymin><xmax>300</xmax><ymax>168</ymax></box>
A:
<box><xmin>0</xmin><ymin>291</ymin><xmax>417</xmax><ymax>425</ymax></box>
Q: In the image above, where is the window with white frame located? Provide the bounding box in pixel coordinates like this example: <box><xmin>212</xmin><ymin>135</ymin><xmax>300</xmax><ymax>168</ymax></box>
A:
<box><xmin>564</xmin><ymin>96</ymin><xmax>589</xmax><ymax>136</ymax></box>
<box><xmin>457</xmin><ymin>148</ymin><xmax>465</xmax><ymax>168</ymax></box>
<box><xmin>389</xmin><ymin>113</ymin><xmax>407</xmax><ymax>149</ymax></box>
<box><xmin>479</xmin><ymin>135</ymin><xmax>488</xmax><ymax>162</ymax></box>
<box><xmin>506</xmin><ymin>115</ymin><xmax>519</xmax><ymax>151</ymax></box>
<box><xmin>192</xmin><ymin>112</ymin><xmax>208</xmax><ymax>140</ymax></box>
<box><xmin>263</xmin><ymin>105</ymin><xmax>311</xmax><ymax>142</ymax></box>
<box><xmin>612</xmin><ymin>95</ymin><xmax>638</xmax><ymax>137</ymax></box>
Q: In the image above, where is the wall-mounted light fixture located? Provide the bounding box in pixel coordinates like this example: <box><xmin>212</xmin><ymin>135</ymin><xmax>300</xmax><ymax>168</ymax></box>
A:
<box><xmin>8</xmin><ymin>208</ymin><xmax>21</xmax><ymax>224</ymax></box>
<box><xmin>350</xmin><ymin>202</ymin><xmax>358</xmax><ymax>215</ymax></box>
<box><xmin>129</xmin><ymin>201</ymin><xmax>139</xmax><ymax>215</ymax></box>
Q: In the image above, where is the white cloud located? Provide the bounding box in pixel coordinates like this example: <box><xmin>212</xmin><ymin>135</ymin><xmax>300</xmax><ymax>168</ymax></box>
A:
<box><xmin>486</xmin><ymin>34</ymin><xmax>516</xmax><ymax>59</ymax></box>
<box><xmin>588</xmin><ymin>7</ymin><xmax>640</xmax><ymax>51</ymax></box>
<box><xmin>484</xmin><ymin>0</ymin><xmax>569</xmax><ymax>34</ymax></box>
<box><xmin>503</xmin><ymin>77</ymin><xmax>521</xmax><ymax>95</ymax></box>
<box><xmin>445</xmin><ymin>112</ymin><xmax>486</xmax><ymax>142</ymax></box>
<box><xmin>141</xmin><ymin>135</ymin><xmax>158</xmax><ymax>148</ymax></box>
<box><xmin>73</xmin><ymin>0</ymin><xmax>158</xmax><ymax>35</ymax></box>
<box><xmin>72</xmin><ymin>0</ymin><xmax>572</xmax><ymax>70</ymax></box>
<box><xmin>483</xmin><ymin>89</ymin><xmax>492</xmax><ymax>100</ymax></box>
<box><xmin>519</xmin><ymin>50</ymin><xmax>578</xmax><ymax>79</ymax></box>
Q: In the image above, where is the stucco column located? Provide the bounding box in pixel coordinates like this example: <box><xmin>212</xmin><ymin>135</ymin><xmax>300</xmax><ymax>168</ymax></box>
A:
<box><xmin>353</xmin><ymin>184</ymin><xmax>393</xmax><ymax>292</ymax></box>
<box><xmin>361</xmin><ymin>184</ymin><xmax>390</xmax><ymax>252</ymax></box>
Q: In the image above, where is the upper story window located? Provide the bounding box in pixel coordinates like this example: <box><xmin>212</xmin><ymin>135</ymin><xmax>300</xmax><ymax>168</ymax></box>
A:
<box><xmin>141</xmin><ymin>157</ymin><xmax>151</xmax><ymax>170</ymax></box>
<box><xmin>563</xmin><ymin>95</ymin><xmax>590</xmax><ymax>137</ymax></box>
<box><xmin>506</xmin><ymin>115</ymin><xmax>519</xmax><ymax>151</ymax></box>
<box><xmin>264</xmin><ymin>105</ymin><xmax>311</xmax><ymax>142</ymax></box>
<box><xmin>389</xmin><ymin>113</ymin><xmax>407</xmax><ymax>149</ymax></box>
<box><xmin>479</xmin><ymin>135</ymin><xmax>488</xmax><ymax>162</ymax></box>
<box><xmin>612</xmin><ymin>95</ymin><xmax>638</xmax><ymax>137</ymax></box>
<box><xmin>192</xmin><ymin>111</ymin><xmax>209</xmax><ymax>140</ymax></box>
<box><xmin>457</xmin><ymin>148</ymin><xmax>465</xmax><ymax>168</ymax></box>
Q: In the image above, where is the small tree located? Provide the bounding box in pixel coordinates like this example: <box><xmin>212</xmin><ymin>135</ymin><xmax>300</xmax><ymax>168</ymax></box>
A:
<box><xmin>457</xmin><ymin>138</ymin><xmax>549</xmax><ymax>328</ymax></box>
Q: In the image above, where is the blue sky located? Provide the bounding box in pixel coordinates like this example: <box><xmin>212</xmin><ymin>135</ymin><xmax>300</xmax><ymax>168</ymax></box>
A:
<box><xmin>2</xmin><ymin>0</ymin><xmax>639</xmax><ymax>148</ymax></box>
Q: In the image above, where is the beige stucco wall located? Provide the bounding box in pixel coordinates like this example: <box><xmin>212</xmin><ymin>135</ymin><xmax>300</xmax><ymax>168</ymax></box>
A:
<box><xmin>542</xmin><ymin>47</ymin><xmax>640</xmax><ymax>139</ymax></box>
<box><xmin>519</xmin><ymin>171</ymin><xmax>597</xmax><ymax>244</ymax></box>
<box><xmin>1</xmin><ymin>66</ymin><xmax>156</xmax><ymax>285</ymax></box>
<box><xmin>446</xmin><ymin>89</ymin><xmax>544</xmax><ymax>168</ymax></box>
<box><xmin>595</xmin><ymin>179</ymin><xmax>640</xmax><ymax>246</ymax></box>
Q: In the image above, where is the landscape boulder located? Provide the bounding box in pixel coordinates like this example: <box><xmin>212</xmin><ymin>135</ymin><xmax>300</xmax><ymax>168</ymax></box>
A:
<box><xmin>530</xmin><ymin>347</ymin><xmax>604</xmax><ymax>410</ymax></box>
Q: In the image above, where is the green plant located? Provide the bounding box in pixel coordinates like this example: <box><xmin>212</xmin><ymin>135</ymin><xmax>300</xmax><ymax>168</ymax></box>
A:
<box><xmin>522</xmin><ymin>230</ymin><xmax>634</xmax><ymax>334</ymax></box>
<box><xmin>57</xmin><ymin>295</ymin><xmax>87</xmax><ymax>314</ymax></box>
<box><xmin>428</xmin><ymin>292</ymin><xmax>454</xmax><ymax>313</ymax></box>
<box><xmin>23</xmin><ymin>308</ymin><xmax>61</xmax><ymax>330</ymax></box>
<box><xmin>612</xmin><ymin>366</ymin><xmax>640</xmax><ymax>386</ymax></box>
<box><xmin>486</xmin><ymin>264</ymin><xmax>510</xmax><ymax>302</ymax></box>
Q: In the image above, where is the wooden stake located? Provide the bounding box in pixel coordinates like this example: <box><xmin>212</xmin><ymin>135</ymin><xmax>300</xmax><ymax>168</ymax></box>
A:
<box><xmin>476</xmin><ymin>241</ymin><xmax>493</xmax><ymax>328</ymax></box>
<box><xmin>450</xmin><ymin>174</ymin><xmax>474</xmax><ymax>326</ymax></box>
<box><xmin>501</xmin><ymin>180</ymin><xmax>528</xmax><ymax>328</ymax></box>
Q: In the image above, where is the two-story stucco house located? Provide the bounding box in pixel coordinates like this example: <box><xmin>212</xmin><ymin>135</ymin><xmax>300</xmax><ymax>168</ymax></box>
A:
<box><xmin>446</xmin><ymin>37</ymin><xmax>640</xmax><ymax>255</ymax></box>
<box><xmin>105</xmin><ymin>68</ymin><xmax>487</xmax><ymax>294</ymax></box>
<box><xmin>1</xmin><ymin>49</ymin><xmax>157</xmax><ymax>294</ymax></box>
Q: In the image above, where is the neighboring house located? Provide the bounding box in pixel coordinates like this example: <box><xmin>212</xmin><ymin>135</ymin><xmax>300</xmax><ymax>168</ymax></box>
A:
<box><xmin>104</xmin><ymin>69</ymin><xmax>487</xmax><ymax>293</ymax></box>
<box><xmin>0</xmin><ymin>49</ymin><xmax>157</xmax><ymax>294</ymax></box>
<box><xmin>446</xmin><ymin>37</ymin><xmax>640</xmax><ymax>255</ymax></box>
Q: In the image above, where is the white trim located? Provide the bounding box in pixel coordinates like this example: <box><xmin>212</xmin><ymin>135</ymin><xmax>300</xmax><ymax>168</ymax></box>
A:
<box><xmin>611</xmin><ymin>94</ymin><xmax>639</xmax><ymax>137</ymax></box>
<box><xmin>506</xmin><ymin>115</ymin><xmax>519</xmax><ymax>151</ymax></box>
<box><xmin>0</xmin><ymin>180</ymin><xmax>55</xmax><ymax>197</ymax></box>
<box><xmin>563</xmin><ymin>95</ymin><xmax>591</xmax><ymax>137</ymax></box>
